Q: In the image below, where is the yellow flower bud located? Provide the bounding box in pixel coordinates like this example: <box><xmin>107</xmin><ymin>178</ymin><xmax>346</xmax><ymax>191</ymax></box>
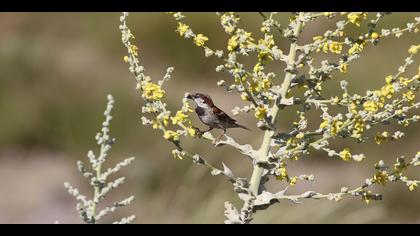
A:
<box><xmin>371</xmin><ymin>32</ymin><xmax>380</xmax><ymax>40</ymax></box>
<box><xmin>339</xmin><ymin>148</ymin><xmax>352</xmax><ymax>161</ymax></box>
<box><xmin>409</xmin><ymin>45</ymin><xmax>420</xmax><ymax>55</ymax></box>
<box><xmin>409</xmin><ymin>182</ymin><xmax>418</xmax><ymax>191</ymax></box>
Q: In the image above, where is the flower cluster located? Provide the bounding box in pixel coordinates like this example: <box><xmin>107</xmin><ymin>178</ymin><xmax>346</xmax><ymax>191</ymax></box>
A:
<box><xmin>142</xmin><ymin>82</ymin><xmax>165</xmax><ymax>101</ymax></box>
<box><xmin>121</xmin><ymin>12</ymin><xmax>420</xmax><ymax>224</ymax></box>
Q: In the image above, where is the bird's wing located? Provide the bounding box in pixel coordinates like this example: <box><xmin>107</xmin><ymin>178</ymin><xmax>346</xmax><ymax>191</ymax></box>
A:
<box><xmin>212</xmin><ymin>106</ymin><xmax>236</xmax><ymax>123</ymax></box>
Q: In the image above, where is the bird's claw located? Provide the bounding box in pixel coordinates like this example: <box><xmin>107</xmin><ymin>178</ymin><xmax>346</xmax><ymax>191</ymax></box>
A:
<box><xmin>213</xmin><ymin>139</ymin><xmax>225</xmax><ymax>147</ymax></box>
<box><xmin>194</xmin><ymin>127</ymin><xmax>204</xmax><ymax>138</ymax></box>
<box><xmin>212</xmin><ymin>135</ymin><xmax>226</xmax><ymax>147</ymax></box>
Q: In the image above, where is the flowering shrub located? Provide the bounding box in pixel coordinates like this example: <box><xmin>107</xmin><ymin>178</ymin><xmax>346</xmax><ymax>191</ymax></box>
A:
<box><xmin>120</xmin><ymin>12</ymin><xmax>420</xmax><ymax>224</ymax></box>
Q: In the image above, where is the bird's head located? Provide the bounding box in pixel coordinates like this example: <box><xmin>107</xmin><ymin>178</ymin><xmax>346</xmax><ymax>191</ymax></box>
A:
<box><xmin>186</xmin><ymin>93</ymin><xmax>214</xmax><ymax>108</ymax></box>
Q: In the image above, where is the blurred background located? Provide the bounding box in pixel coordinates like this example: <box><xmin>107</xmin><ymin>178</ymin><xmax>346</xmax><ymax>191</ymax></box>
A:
<box><xmin>0</xmin><ymin>12</ymin><xmax>419</xmax><ymax>224</ymax></box>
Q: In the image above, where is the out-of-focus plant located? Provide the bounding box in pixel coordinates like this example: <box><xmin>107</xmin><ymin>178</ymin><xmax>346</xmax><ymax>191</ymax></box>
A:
<box><xmin>120</xmin><ymin>12</ymin><xmax>420</xmax><ymax>224</ymax></box>
<box><xmin>64</xmin><ymin>94</ymin><xmax>136</xmax><ymax>224</ymax></box>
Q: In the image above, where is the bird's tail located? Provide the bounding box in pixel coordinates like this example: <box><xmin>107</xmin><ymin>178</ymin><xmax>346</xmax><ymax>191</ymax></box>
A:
<box><xmin>235</xmin><ymin>123</ymin><xmax>251</xmax><ymax>131</ymax></box>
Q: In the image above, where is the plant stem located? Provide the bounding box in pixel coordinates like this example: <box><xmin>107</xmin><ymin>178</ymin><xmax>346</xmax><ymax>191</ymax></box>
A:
<box><xmin>91</xmin><ymin>141</ymin><xmax>106</xmax><ymax>223</ymax></box>
<box><xmin>248</xmin><ymin>13</ymin><xmax>304</xmax><ymax>195</ymax></box>
<box><xmin>91</xmin><ymin>165</ymin><xmax>101</xmax><ymax>223</ymax></box>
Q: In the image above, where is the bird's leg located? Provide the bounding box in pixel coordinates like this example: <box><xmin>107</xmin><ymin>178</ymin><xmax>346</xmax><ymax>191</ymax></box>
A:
<box><xmin>195</xmin><ymin>126</ymin><xmax>213</xmax><ymax>138</ymax></box>
<box><xmin>214</xmin><ymin>129</ymin><xmax>226</xmax><ymax>145</ymax></box>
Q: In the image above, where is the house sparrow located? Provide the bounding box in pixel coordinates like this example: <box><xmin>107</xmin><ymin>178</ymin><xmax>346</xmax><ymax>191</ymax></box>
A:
<box><xmin>186</xmin><ymin>93</ymin><xmax>250</xmax><ymax>143</ymax></box>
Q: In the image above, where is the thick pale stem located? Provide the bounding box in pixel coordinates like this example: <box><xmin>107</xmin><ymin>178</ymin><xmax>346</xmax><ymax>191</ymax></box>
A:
<box><xmin>248</xmin><ymin>14</ymin><xmax>304</xmax><ymax>195</ymax></box>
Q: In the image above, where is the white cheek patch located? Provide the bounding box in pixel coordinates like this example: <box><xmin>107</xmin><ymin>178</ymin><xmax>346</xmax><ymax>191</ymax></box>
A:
<box><xmin>195</xmin><ymin>98</ymin><xmax>209</xmax><ymax>108</ymax></box>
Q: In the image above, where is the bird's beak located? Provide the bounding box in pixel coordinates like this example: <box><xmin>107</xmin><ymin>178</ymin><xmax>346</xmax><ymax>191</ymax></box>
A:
<box><xmin>186</xmin><ymin>93</ymin><xmax>193</xmax><ymax>99</ymax></box>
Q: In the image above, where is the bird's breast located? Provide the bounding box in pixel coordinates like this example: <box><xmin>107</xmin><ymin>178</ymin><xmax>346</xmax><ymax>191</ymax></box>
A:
<box><xmin>196</xmin><ymin>107</ymin><xmax>217</xmax><ymax>127</ymax></box>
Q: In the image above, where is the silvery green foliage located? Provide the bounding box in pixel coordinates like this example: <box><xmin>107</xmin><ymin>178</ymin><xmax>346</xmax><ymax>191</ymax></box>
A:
<box><xmin>64</xmin><ymin>95</ymin><xmax>136</xmax><ymax>224</ymax></box>
<box><xmin>121</xmin><ymin>12</ymin><xmax>420</xmax><ymax>224</ymax></box>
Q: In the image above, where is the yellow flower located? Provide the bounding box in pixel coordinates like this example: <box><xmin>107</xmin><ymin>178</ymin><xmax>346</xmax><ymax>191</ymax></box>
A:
<box><xmin>253</xmin><ymin>63</ymin><xmax>263</xmax><ymax>73</ymax></box>
<box><xmin>339</xmin><ymin>148</ymin><xmax>352</xmax><ymax>161</ymax></box>
<box><xmin>194</xmin><ymin>34</ymin><xmax>208</xmax><ymax>47</ymax></box>
<box><xmin>339</xmin><ymin>62</ymin><xmax>348</xmax><ymax>73</ymax></box>
<box><xmin>362</xmin><ymin>191</ymin><xmax>373</xmax><ymax>204</ymax></box>
<box><xmin>331</xmin><ymin>96</ymin><xmax>340</xmax><ymax>104</ymax></box>
<box><xmin>123</xmin><ymin>56</ymin><xmax>129</xmax><ymax>63</ymax></box>
<box><xmin>329</xmin><ymin>41</ymin><xmax>343</xmax><ymax>54</ymax></box>
<box><xmin>408</xmin><ymin>45</ymin><xmax>420</xmax><ymax>55</ymax></box>
<box><xmin>319</xmin><ymin>118</ymin><xmax>329</xmax><ymax>129</ymax></box>
<box><xmin>363</xmin><ymin>101</ymin><xmax>378</xmax><ymax>113</ymax></box>
<box><xmin>249</xmin><ymin>82</ymin><xmax>260</xmax><ymax>93</ymax></box>
<box><xmin>321</xmin><ymin>42</ymin><xmax>329</xmax><ymax>53</ymax></box>
<box><xmin>371</xmin><ymin>32</ymin><xmax>380</xmax><ymax>40</ymax></box>
<box><xmin>276</xmin><ymin>167</ymin><xmax>288</xmax><ymax>181</ymax></box>
<box><xmin>187</xmin><ymin>126</ymin><xmax>197</xmax><ymax>137</ymax></box>
<box><xmin>352</xmin><ymin>118</ymin><xmax>364</xmax><ymax>138</ymax></box>
<box><xmin>259</xmin><ymin>78</ymin><xmax>272</xmax><ymax>90</ymax></box>
<box><xmin>350</xmin><ymin>102</ymin><xmax>358</xmax><ymax>114</ymax></box>
<box><xmin>289</xmin><ymin>176</ymin><xmax>298</xmax><ymax>186</ymax></box>
<box><xmin>241</xmin><ymin>93</ymin><xmax>250</xmax><ymax>101</ymax></box>
<box><xmin>254</xmin><ymin>106</ymin><xmax>267</xmax><ymax>120</ymax></box>
<box><xmin>385</xmin><ymin>75</ymin><xmax>393</xmax><ymax>84</ymax></box>
<box><xmin>142</xmin><ymin>82</ymin><xmax>165</xmax><ymax>101</ymax></box>
<box><xmin>296</xmin><ymin>132</ymin><xmax>304</xmax><ymax>139</ymax></box>
<box><xmin>375</xmin><ymin>131</ymin><xmax>389</xmax><ymax>145</ymax></box>
<box><xmin>152</xmin><ymin>120</ymin><xmax>160</xmax><ymax>129</ymax></box>
<box><xmin>280</xmin><ymin>167</ymin><xmax>287</xmax><ymax>177</ymax></box>
<box><xmin>348</xmin><ymin>41</ymin><xmax>365</xmax><ymax>55</ymax></box>
<box><xmin>409</xmin><ymin>182</ymin><xmax>418</xmax><ymax>191</ymax></box>
<box><xmin>163</xmin><ymin>130</ymin><xmax>180</xmax><ymax>141</ymax></box>
<box><xmin>380</xmin><ymin>84</ymin><xmax>394</xmax><ymax>99</ymax></box>
<box><xmin>172</xmin><ymin>149</ymin><xmax>183</xmax><ymax>160</ymax></box>
<box><xmin>160</xmin><ymin>115</ymin><xmax>170</xmax><ymax>127</ymax></box>
<box><xmin>399</xmin><ymin>77</ymin><xmax>410</xmax><ymax>86</ymax></box>
<box><xmin>331</xmin><ymin>119</ymin><xmax>343</xmax><ymax>136</ymax></box>
<box><xmin>335</xmin><ymin>31</ymin><xmax>345</xmax><ymax>37</ymax></box>
<box><xmin>373</xmin><ymin>171</ymin><xmax>389</xmax><ymax>186</ymax></box>
<box><xmin>347</xmin><ymin>12</ymin><xmax>366</xmax><ymax>27</ymax></box>
<box><xmin>227</xmin><ymin>36</ymin><xmax>238</xmax><ymax>51</ymax></box>
<box><xmin>129</xmin><ymin>45</ymin><xmax>139</xmax><ymax>56</ymax></box>
<box><xmin>286</xmin><ymin>137</ymin><xmax>297</xmax><ymax>147</ymax></box>
<box><xmin>177</xmin><ymin>22</ymin><xmax>189</xmax><ymax>37</ymax></box>
<box><xmin>403</xmin><ymin>90</ymin><xmax>415</xmax><ymax>102</ymax></box>
<box><xmin>171</xmin><ymin>111</ymin><xmax>188</xmax><ymax>124</ymax></box>
<box><xmin>182</xmin><ymin>101</ymin><xmax>194</xmax><ymax>113</ymax></box>
<box><xmin>258</xmin><ymin>35</ymin><xmax>275</xmax><ymax>48</ymax></box>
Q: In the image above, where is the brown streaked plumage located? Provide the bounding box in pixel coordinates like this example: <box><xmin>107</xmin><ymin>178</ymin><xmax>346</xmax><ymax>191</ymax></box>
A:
<box><xmin>186</xmin><ymin>93</ymin><xmax>250</xmax><ymax>142</ymax></box>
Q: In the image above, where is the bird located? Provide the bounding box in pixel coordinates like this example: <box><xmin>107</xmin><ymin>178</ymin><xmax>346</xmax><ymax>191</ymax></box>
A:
<box><xmin>186</xmin><ymin>93</ymin><xmax>250</xmax><ymax>143</ymax></box>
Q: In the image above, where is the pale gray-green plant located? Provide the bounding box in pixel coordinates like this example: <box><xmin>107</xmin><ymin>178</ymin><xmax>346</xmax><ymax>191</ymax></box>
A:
<box><xmin>120</xmin><ymin>12</ymin><xmax>420</xmax><ymax>224</ymax></box>
<box><xmin>64</xmin><ymin>94</ymin><xmax>136</xmax><ymax>224</ymax></box>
